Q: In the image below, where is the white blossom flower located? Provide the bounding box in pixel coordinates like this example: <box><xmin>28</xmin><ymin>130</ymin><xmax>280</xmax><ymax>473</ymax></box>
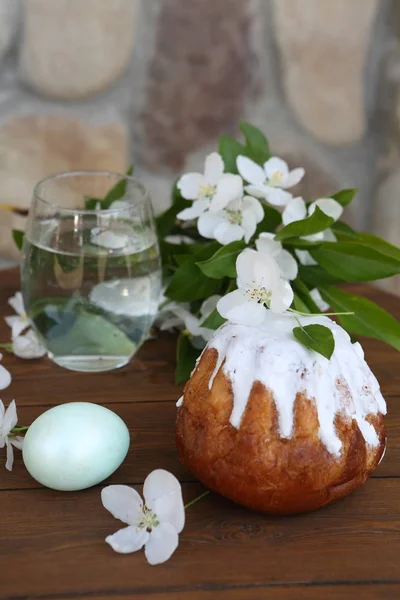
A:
<box><xmin>255</xmin><ymin>232</ymin><xmax>298</xmax><ymax>280</ymax></box>
<box><xmin>0</xmin><ymin>400</ymin><xmax>24</xmax><ymax>471</ymax></box>
<box><xmin>310</xmin><ymin>288</ymin><xmax>330</xmax><ymax>312</ymax></box>
<box><xmin>5</xmin><ymin>292</ymin><xmax>46</xmax><ymax>359</ymax></box>
<box><xmin>177</xmin><ymin>152</ymin><xmax>243</xmax><ymax>219</ymax></box>
<box><xmin>102</xmin><ymin>469</ymin><xmax>185</xmax><ymax>565</ymax></box>
<box><xmin>237</xmin><ymin>156</ymin><xmax>304</xmax><ymax>207</ymax></box>
<box><xmin>12</xmin><ymin>330</ymin><xmax>46</xmax><ymax>359</ymax></box>
<box><xmin>0</xmin><ymin>354</ymin><xmax>11</xmax><ymax>390</ymax></box>
<box><xmin>217</xmin><ymin>249</ymin><xmax>294</xmax><ymax>326</ymax></box>
<box><xmin>295</xmin><ymin>249</ymin><xmax>318</xmax><ymax>266</ymax></box>
<box><xmin>5</xmin><ymin>292</ymin><xmax>30</xmax><ymax>338</ymax></box>
<box><xmin>157</xmin><ymin>296</ymin><xmax>220</xmax><ymax>349</ymax></box>
<box><xmin>282</xmin><ymin>196</ymin><xmax>342</xmax><ymax>242</ymax></box>
<box><xmin>197</xmin><ymin>196</ymin><xmax>263</xmax><ymax>245</ymax></box>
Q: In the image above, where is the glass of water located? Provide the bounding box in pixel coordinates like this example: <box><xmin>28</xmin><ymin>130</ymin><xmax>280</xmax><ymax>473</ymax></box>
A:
<box><xmin>21</xmin><ymin>171</ymin><xmax>161</xmax><ymax>372</ymax></box>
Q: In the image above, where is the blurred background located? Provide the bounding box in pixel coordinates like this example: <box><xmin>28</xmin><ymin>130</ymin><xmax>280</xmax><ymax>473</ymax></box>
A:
<box><xmin>0</xmin><ymin>0</ymin><xmax>398</xmax><ymax>294</ymax></box>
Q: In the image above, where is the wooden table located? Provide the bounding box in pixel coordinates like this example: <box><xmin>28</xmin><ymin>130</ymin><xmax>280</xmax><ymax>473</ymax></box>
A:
<box><xmin>0</xmin><ymin>268</ymin><xmax>399</xmax><ymax>600</ymax></box>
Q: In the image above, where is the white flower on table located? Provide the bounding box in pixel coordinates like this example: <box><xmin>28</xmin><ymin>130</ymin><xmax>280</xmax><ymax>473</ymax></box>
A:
<box><xmin>102</xmin><ymin>469</ymin><xmax>185</xmax><ymax>565</ymax></box>
<box><xmin>157</xmin><ymin>296</ymin><xmax>220</xmax><ymax>349</ymax></box>
<box><xmin>5</xmin><ymin>292</ymin><xmax>29</xmax><ymax>338</ymax></box>
<box><xmin>5</xmin><ymin>292</ymin><xmax>46</xmax><ymax>359</ymax></box>
<box><xmin>255</xmin><ymin>232</ymin><xmax>298</xmax><ymax>280</ymax></box>
<box><xmin>12</xmin><ymin>330</ymin><xmax>46</xmax><ymax>359</ymax></box>
<box><xmin>177</xmin><ymin>152</ymin><xmax>243</xmax><ymax>220</ymax></box>
<box><xmin>198</xmin><ymin>196</ymin><xmax>263</xmax><ymax>245</ymax></box>
<box><xmin>0</xmin><ymin>400</ymin><xmax>24</xmax><ymax>471</ymax></box>
<box><xmin>0</xmin><ymin>354</ymin><xmax>11</xmax><ymax>390</ymax></box>
<box><xmin>217</xmin><ymin>249</ymin><xmax>294</xmax><ymax>326</ymax></box>
<box><xmin>237</xmin><ymin>156</ymin><xmax>304</xmax><ymax>207</ymax></box>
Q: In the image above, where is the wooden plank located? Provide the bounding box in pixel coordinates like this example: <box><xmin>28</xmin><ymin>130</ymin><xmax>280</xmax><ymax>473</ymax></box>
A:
<box><xmin>1</xmin><ymin>479</ymin><xmax>400</xmax><ymax>598</ymax></box>
<box><xmin>58</xmin><ymin>585</ymin><xmax>400</xmax><ymax>600</ymax></box>
<box><xmin>1</xmin><ymin>389</ymin><xmax>399</xmax><ymax>491</ymax></box>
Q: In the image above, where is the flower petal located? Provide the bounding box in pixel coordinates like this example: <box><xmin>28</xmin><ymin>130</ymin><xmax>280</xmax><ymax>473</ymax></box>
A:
<box><xmin>244</xmin><ymin>183</ymin><xmax>270</xmax><ymax>199</ymax></box>
<box><xmin>295</xmin><ymin>249</ymin><xmax>318</xmax><ymax>266</ymax></box>
<box><xmin>240</xmin><ymin>210</ymin><xmax>257</xmax><ymax>243</ymax></box>
<box><xmin>214</xmin><ymin>222</ymin><xmax>244</xmax><ymax>245</ymax></box>
<box><xmin>0</xmin><ymin>364</ymin><xmax>11</xmax><ymax>390</ymax></box>
<box><xmin>237</xmin><ymin>156</ymin><xmax>265</xmax><ymax>185</ymax></box>
<box><xmin>283</xmin><ymin>168</ymin><xmax>305</xmax><ymax>189</ymax></box>
<box><xmin>265</xmin><ymin>187</ymin><xmax>293</xmax><ymax>207</ymax></box>
<box><xmin>145</xmin><ymin>522</ymin><xmax>179</xmax><ymax>566</ymax></box>
<box><xmin>105</xmin><ymin>526</ymin><xmax>149</xmax><ymax>554</ymax></box>
<box><xmin>323</xmin><ymin>228</ymin><xmax>337</xmax><ymax>242</ymax></box>
<box><xmin>8</xmin><ymin>292</ymin><xmax>25</xmax><ymax>316</ymax></box>
<box><xmin>90</xmin><ymin>228</ymin><xmax>129</xmax><ymax>250</ymax></box>
<box><xmin>197</xmin><ymin>211</ymin><xmax>225</xmax><ymax>239</ymax></box>
<box><xmin>5</xmin><ymin>438</ymin><xmax>14</xmax><ymax>471</ymax></box>
<box><xmin>3</xmin><ymin>400</ymin><xmax>18</xmax><ymax>434</ymax></box>
<box><xmin>274</xmin><ymin>249</ymin><xmax>298</xmax><ymax>281</ymax></box>
<box><xmin>264</xmin><ymin>157</ymin><xmax>289</xmax><ymax>180</ymax></box>
<box><xmin>177</xmin><ymin>198</ymin><xmax>210</xmax><ymax>220</ymax></box>
<box><xmin>12</xmin><ymin>330</ymin><xmax>46</xmax><ymax>359</ymax></box>
<box><xmin>101</xmin><ymin>485</ymin><xmax>143</xmax><ymax>526</ymax></box>
<box><xmin>9</xmin><ymin>435</ymin><xmax>24</xmax><ymax>450</ymax></box>
<box><xmin>217</xmin><ymin>289</ymin><xmax>267</xmax><ymax>326</ymax></box>
<box><xmin>200</xmin><ymin>295</ymin><xmax>221</xmax><ymax>320</ymax></box>
<box><xmin>242</xmin><ymin>196</ymin><xmax>264</xmax><ymax>223</ymax></box>
<box><xmin>143</xmin><ymin>469</ymin><xmax>185</xmax><ymax>534</ymax></box>
<box><xmin>309</xmin><ymin>198</ymin><xmax>343</xmax><ymax>222</ymax></box>
<box><xmin>210</xmin><ymin>174</ymin><xmax>242</xmax><ymax>212</ymax></box>
<box><xmin>177</xmin><ymin>173</ymin><xmax>205</xmax><ymax>200</ymax></box>
<box><xmin>255</xmin><ymin>232</ymin><xmax>282</xmax><ymax>256</ymax></box>
<box><xmin>270</xmin><ymin>279</ymin><xmax>294</xmax><ymax>313</ymax></box>
<box><xmin>236</xmin><ymin>249</ymin><xmax>280</xmax><ymax>291</ymax></box>
<box><xmin>282</xmin><ymin>197</ymin><xmax>307</xmax><ymax>226</ymax></box>
<box><xmin>204</xmin><ymin>152</ymin><xmax>224</xmax><ymax>184</ymax></box>
<box><xmin>5</xmin><ymin>316</ymin><xmax>29</xmax><ymax>338</ymax></box>
<box><xmin>310</xmin><ymin>288</ymin><xmax>330</xmax><ymax>312</ymax></box>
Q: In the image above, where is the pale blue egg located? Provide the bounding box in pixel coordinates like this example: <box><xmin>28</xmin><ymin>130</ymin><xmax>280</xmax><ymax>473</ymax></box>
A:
<box><xmin>22</xmin><ymin>402</ymin><xmax>130</xmax><ymax>491</ymax></box>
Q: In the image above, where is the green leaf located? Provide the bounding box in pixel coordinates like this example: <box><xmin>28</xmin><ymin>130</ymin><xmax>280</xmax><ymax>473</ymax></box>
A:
<box><xmin>156</xmin><ymin>198</ymin><xmax>191</xmax><ymax>239</ymax></box>
<box><xmin>12</xmin><ymin>229</ymin><xmax>24</xmax><ymax>250</ymax></box>
<box><xmin>200</xmin><ymin>308</ymin><xmax>226</xmax><ymax>330</ymax></box>
<box><xmin>298</xmin><ymin>265</ymin><xmax>345</xmax><ymax>286</ymax></box>
<box><xmin>293</xmin><ymin>324</ymin><xmax>335</xmax><ymax>359</ymax></box>
<box><xmin>292</xmin><ymin>279</ymin><xmax>322</xmax><ymax>313</ymax></box>
<box><xmin>320</xmin><ymin>287</ymin><xmax>400</xmax><ymax>351</ymax></box>
<box><xmin>84</xmin><ymin>197</ymin><xmax>103</xmax><ymax>210</ymax></box>
<box><xmin>282</xmin><ymin>237</ymin><xmax>323</xmax><ymax>249</ymax></box>
<box><xmin>356</xmin><ymin>233</ymin><xmax>400</xmax><ymax>263</ymax></box>
<box><xmin>171</xmin><ymin>179</ymin><xmax>182</xmax><ymax>204</ymax></box>
<box><xmin>310</xmin><ymin>242</ymin><xmax>400</xmax><ymax>282</ymax></box>
<box><xmin>275</xmin><ymin>206</ymin><xmax>334</xmax><ymax>241</ymax></box>
<box><xmin>165</xmin><ymin>243</ymin><xmax>221</xmax><ymax>302</ymax></box>
<box><xmin>331</xmin><ymin>188</ymin><xmax>357</xmax><ymax>207</ymax></box>
<box><xmin>197</xmin><ymin>241</ymin><xmax>245</xmax><ymax>279</ymax></box>
<box><xmin>330</xmin><ymin>220</ymin><xmax>358</xmax><ymax>239</ymax></box>
<box><xmin>293</xmin><ymin>294</ymin><xmax>311</xmax><ymax>314</ymax></box>
<box><xmin>101</xmin><ymin>164</ymin><xmax>134</xmax><ymax>209</ymax></box>
<box><xmin>239</xmin><ymin>121</ymin><xmax>270</xmax><ymax>164</ymax></box>
<box><xmin>175</xmin><ymin>333</ymin><xmax>201</xmax><ymax>384</ymax></box>
<box><xmin>218</xmin><ymin>135</ymin><xmax>247</xmax><ymax>173</ymax></box>
<box><xmin>255</xmin><ymin>204</ymin><xmax>282</xmax><ymax>236</ymax></box>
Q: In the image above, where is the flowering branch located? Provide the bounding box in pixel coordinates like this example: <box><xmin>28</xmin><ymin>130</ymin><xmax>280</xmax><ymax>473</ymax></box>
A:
<box><xmin>155</xmin><ymin>121</ymin><xmax>400</xmax><ymax>380</ymax></box>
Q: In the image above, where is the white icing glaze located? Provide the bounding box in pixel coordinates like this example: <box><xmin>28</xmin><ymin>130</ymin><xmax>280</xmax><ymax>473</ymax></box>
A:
<box><xmin>194</xmin><ymin>312</ymin><xmax>386</xmax><ymax>457</ymax></box>
<box><xmin>176</xmin><ymin>395</ymin><xmax>183</xmax><ymax>407</ymax></box>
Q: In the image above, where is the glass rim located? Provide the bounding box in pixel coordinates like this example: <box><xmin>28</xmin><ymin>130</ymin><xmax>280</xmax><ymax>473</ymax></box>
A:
<box><xmin>32</xmin><ymin>170</ymin><xmax>150</xmax><ymax>215</ymax></box>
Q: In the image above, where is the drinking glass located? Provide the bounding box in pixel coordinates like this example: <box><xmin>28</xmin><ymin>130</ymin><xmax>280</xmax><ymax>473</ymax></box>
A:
<box><xmin>21</xmin><ymin>171</ymin><xmax>161</xmax><ymax>372</ymax></box>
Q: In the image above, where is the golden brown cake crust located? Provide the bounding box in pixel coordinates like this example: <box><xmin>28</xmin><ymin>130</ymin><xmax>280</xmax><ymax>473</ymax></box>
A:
<box><xmin>176</xmin><ymin>348</ymin><xmax>386</xmax><ymax>515</ymax></box>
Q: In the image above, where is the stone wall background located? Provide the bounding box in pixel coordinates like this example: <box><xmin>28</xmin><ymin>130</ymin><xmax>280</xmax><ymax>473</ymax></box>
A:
<box><xmin>0</xmin><ymin>0</ymin><xmax>398</xmax><ymax>293</ymax></box>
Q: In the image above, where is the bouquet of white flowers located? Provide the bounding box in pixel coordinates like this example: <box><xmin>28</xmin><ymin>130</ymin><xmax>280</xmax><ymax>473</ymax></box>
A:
<box><xmin>155</xmin><ymin>122</ymin><xmax>400</xmax><ymax>382</ymax></box>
